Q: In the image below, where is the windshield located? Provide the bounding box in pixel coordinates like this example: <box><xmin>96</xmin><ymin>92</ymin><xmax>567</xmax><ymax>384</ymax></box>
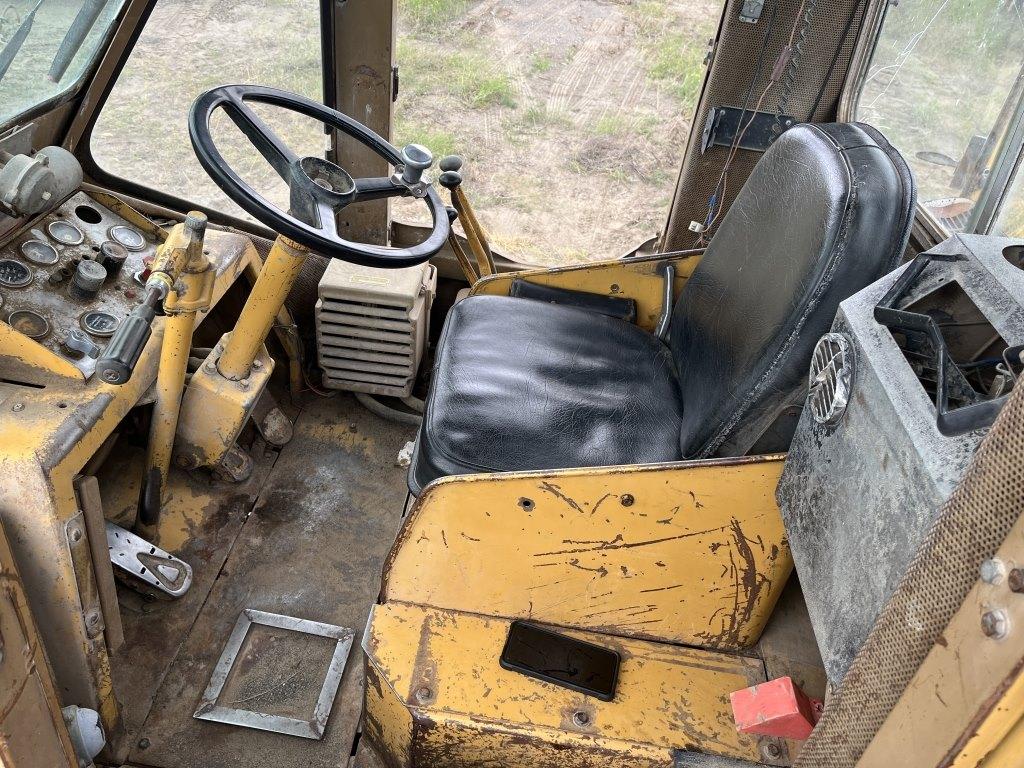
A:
<box><xmin>0</xmin><ymin>0</ymin><xmax>126</xmax><ymax>129</ymax></box>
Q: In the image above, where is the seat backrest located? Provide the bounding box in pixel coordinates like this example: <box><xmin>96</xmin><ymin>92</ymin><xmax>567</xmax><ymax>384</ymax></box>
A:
<box><xmin>672</xmin><ymin>122</ymin><xmax>916</xmax><ymax>458</ymax></box>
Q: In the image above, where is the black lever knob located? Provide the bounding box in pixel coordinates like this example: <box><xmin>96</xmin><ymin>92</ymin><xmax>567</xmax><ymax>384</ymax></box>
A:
<box><xmin>95</xmin><ymin>290</ymin><xmax>161</xmax><ymax>384</ymax></box>
<box><xmin>438</xmin><ymin>170</ymin><xmax>463</xmax><ymax>190</ymax></box>
<box><xmin>439</xmin><ymin>155</ymin><xmax>463</xmax><ymax>173</ymax></box>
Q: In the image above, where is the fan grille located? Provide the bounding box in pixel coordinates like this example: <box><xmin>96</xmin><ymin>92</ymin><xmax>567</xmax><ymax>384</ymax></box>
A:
<box><xmin>808</xmin><ymin>333</ymin><xmax>853</xmax><ymax>425</ymax></box>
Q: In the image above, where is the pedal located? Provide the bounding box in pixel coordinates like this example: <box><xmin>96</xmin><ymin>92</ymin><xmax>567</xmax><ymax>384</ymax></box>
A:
<box><xmin>106</xmin><ymin>522</ymin><xmax>193</xmax><ymax>599</ymax></box>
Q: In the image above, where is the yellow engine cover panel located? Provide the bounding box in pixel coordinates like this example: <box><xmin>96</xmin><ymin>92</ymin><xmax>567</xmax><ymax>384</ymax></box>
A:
<box><xmin>383</xmin><ymin>457</ymin><xmax>791</xmax><ymax>649</ymax></box>
<box><xmin>364</xmin><ymin>602</ymin><xmax>778</xmax><ymax>767</ymax></box>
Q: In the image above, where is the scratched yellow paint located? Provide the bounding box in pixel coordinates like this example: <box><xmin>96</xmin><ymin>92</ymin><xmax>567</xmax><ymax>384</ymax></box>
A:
<box><xmin>472</xmin><ymin>251</ymin><xmax>702</xmax><ymax>331</ymax></box>
<box><xmin>364</xmin><ymin>602</ymin><xmax>770</xmax><ymax>765</ymax></box>
<box><xmin>384</xmin><ymin>456</ymin><xmax>791</xmax><ymax>650</ymax></box>
<box><xmin>0</xmin><ymin>231</ymin><xmax>260</xmax><ymax>738</ymax></box>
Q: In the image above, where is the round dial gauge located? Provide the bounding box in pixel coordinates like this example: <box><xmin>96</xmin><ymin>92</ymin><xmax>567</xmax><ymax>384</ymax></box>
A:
<box><xmin>8</xmin><ymin>310</ymin><xmax>50</xmax><ymax>339</ymax></box>
<box><xmin>108</xmin><ymin>225</ymin><xmax>147</xmax><ymax>251</ymax></box>
<box><xmin>80</xmin><ymin>310</ymin><xmax>120</xmax><ymax>337</ymax></box>
<box><xmin>47</xmin><ymin>220</ymin><xmax>85</xmax><ymax>245</ymax></box>
<box><xmin>0</xmin><ymin>258</ymin><xmax>32</xmax><ymax>288</ymax></box>
<box><xmin>20</xmin><ymin>239</ymin><xmax>59</xmax><ymax>266</ymax></box>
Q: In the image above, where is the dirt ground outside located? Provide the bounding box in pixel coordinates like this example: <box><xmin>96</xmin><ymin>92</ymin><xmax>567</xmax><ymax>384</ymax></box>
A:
<box><xmin>82</xmin><ymin>0</ymin><xmax>720</xmax><ymax>266</ymax></box>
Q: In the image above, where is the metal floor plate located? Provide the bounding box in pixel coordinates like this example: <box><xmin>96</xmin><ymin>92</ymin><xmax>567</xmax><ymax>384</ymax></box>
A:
<box><xmin>194</xmin><ymin>610</ymin><xmax>354</xmax><ymax>740</ymax></box>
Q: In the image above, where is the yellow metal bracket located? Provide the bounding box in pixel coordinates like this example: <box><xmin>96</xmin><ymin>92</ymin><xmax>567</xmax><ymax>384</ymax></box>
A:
<box><xmin>472</xmin><ymin>249</ymin><xmax>703</xmax><ymax>331</ymax></box>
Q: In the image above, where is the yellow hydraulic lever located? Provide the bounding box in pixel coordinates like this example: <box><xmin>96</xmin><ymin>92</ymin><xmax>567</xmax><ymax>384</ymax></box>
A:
<box><xmin>137</xmin><ymin>212</ymin><xmax>214</xmax><ymax>533</ymax></box>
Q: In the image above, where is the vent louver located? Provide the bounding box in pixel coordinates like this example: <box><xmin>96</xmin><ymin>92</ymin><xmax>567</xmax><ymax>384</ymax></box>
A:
<box><xmin>808</xmin><ymin>332</ymin><xmax>853</xmax><ymax>425</ymax></box>
<box><xmin>316</xmin><ymin>260</ymin><xmax>436</xmax><ymax>397</ymax></box>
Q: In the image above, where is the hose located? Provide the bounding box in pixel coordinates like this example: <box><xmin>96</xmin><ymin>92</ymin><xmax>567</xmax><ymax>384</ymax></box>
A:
<box><xmin>355</xmin><ymin>391</ymin><xmax>423</xmax><ymax>426</ymax></box>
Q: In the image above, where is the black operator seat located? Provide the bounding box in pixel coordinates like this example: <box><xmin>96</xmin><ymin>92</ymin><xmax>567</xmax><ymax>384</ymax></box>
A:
<box><xmin>408</xmin><ymin>123</ymin><xmax>916</xmax><ymax>495</ymax></box>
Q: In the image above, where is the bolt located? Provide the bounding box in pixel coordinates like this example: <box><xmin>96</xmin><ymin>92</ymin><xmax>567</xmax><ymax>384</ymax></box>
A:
<box><xmin>251</xmin><ymin>359</ymin><xmax>262</xmax><ymax>370</ymax></box>
<box><xmin>70</xmin><ymin>527</ymin><xmax>83</xmax><ymax>543</ymax></box>
<box><xmin>86</xmin><ymin>610</ymin><xmax>100</xmax><ymax>626</ymax></box>
<box><xmin>981</xmin><ymin>609</ymin><xmax>1009</xmax><ymax>639</ymax></box>
<box><xmin>763</xmin><ymin>743</ymin><xmax>783</xmax><ymax>760</ymax></box>
<box><xmin>1008</xmin><ymin>568</ymin><xmax>1024</xmax><ymax>594</ymax></box>
<box><xmin>11</xmin><ymin>403</ymin><xmax>23</xmax><ymax>412</ymax></box>
<box><xmin>239</xmin><ymin>378</ymin><xmax>250</xmax><ymax>390</ymax></box>
<box><xmin>205</xmin><ymin>361</ymin><xmax>216</xmax><ymax>373</ymax></box>
<box><xmin>137</xmin><ymin>738</ymin><xmax>150</xmax><ymax>750</ymax></box>
<box><xmin>415</xmin><ymin>686</ymin><xmax>432</xmax><ymax>703</ymax></box>
<box><xmin>980</xmin><ymin>558</ymin><xmax>1005</xmax><ymax>584</ymax></box>
<box><xmin>102</xmin><ymin>369</ymin><xmax>121</xmax><ymax>383</ymax></box>
<box><xmin>572</xmin><ymin>711</ymin><xmax>590</xmax><ymax>727</ymax></box>
<box><xmin>620</xmin><ymin>494</ymin><xmax>635</xmax><ymax>507</ymax></box>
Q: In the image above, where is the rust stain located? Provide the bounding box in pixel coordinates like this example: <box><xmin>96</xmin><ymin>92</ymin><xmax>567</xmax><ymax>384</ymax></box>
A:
<box><xmin>537</xmin><ymin>481</ymin><xmax>586</xmax><ymax>514</ymax></box>
<box><xmin>533</xmin><ymin>524</ymin><xmax>729</xmax><ymax>557</ymax></box>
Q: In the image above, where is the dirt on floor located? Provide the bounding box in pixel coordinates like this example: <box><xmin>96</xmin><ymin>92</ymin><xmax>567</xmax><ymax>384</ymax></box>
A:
<box><xmin>81</xmin><ymin>0</ymin><xmax>719</xmax><ymax>267</ymax></box>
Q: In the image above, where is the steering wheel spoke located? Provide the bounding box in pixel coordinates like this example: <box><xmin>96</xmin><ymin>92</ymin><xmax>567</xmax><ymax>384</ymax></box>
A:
<box><xmin>316</xmin><ymin>200</ymin><xmax>340</xmax><ymax>237</ymax></box>
<box><xmin>354</xmin><ymin>176</ymin><xmax>409</xmax><ymax>203</ymax></box>
<box><xmin>223</xmin><ymin>95</ymin><xmax>299</xmax><ymax>181</ymax></box>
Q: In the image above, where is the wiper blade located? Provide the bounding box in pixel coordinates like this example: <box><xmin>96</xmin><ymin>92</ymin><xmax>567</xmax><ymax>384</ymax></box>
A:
<box><xmin>48</xmin><ymin>0</ymin><xmax>110</xmax><ymax>83</ymax></box>
<box><xmin>0</xmin><ymin>0</ymin><xmax>46</xmax><ymax>83</ymax></box>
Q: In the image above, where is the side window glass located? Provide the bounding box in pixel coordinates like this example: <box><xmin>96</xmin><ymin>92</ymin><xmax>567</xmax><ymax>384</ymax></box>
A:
<box><xmin>854</xmin><ymin>0</ymin><xmax>1024</xmax><ymax>235</ymax></box>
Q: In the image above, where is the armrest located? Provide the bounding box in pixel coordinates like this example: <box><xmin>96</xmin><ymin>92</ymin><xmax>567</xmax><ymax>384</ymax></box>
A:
<box><xmin>471</xmin><ymin>250</ymin><xmax>703</xmax><ymax>332</ymax></box>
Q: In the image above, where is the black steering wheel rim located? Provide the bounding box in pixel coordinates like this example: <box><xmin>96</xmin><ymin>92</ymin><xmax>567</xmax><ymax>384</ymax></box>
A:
<box><xmin>188</xmin><ymin>84</ymin><xmax>449</xmax><ymax>268</ymax></box>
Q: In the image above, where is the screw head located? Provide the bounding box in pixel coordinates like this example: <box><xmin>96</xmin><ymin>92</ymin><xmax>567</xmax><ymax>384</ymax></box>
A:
<box><xmin>415</xmin><ymin>686</ymin><xmax>432</xmax><ymax>703</ymax></box>
<box><xmin>137</xmin><ymin>737</ymin><xmax>150</xmax><ymax>750</ymax></box>
<box><xmin>11</xmin><ymin>402</ymin><xmax>24</xmax><ymax>412</ymax></box>
<box><xmin>239</xmin><ymin>378</ymin><xmax>250</xmax><ymax>390</ymax></box>
<box><xmin>572</xmin><ymin>711</ymin><xmax>590</xmax><ymax>727</ymax></box>
<box><xmin>70</xmin><ymin>527</ymin><xmax>83</xmax><ymax>542</ymax></box>
<box><xmin>982</xmin><ymin>609</ymin><xmax>1009</xmax><ymax>639</ymax></box>
<box><xmin>86</xmin><ymin>610</ymin><xmax>100</xmax><ymax>626</ymax></box>
<box><xmin>980</xmin><ymin>558</ymin><xmax>1005</xmax><ymax>584</ymax></box>
<box><xmin>102</xmin><ymin>369</ymin><xmax>121</xmax><ymax>383</ymax></box>
<box><xmin>763</xmin><ymin>743</ymin><xmax>783</xmax><ymax>760</ymax></box>
<box><xmin>1008</xmin><ymin>568</ymin><xmax>1024</xmax><ymax>594</ymax></box>
<box><xmin>252</xmin><ymin>359</ymin><xmax>262</xmax><ymax>370</ymax></box>
<box><xmin>620</xmin><ymin>494</ymin><xmax>635</xmax><ymax>507</ymax></box>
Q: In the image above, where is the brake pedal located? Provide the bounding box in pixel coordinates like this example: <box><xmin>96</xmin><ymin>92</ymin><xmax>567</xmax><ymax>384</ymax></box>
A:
<box><xmin>106</xmin><ymin>521</ymin><xmax>193</xmax><ymax>599</ymax></box>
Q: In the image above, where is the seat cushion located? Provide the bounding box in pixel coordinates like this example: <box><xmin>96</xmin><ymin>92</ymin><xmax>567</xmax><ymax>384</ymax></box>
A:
<box><xmin>409</xmin><ymin>294</ymin><xmax>683</xmax><ymax>494</ymax></box>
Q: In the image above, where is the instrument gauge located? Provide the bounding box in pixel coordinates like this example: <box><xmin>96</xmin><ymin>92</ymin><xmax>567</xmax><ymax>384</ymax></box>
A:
<box><xmin>108</xmin><ymin>225</ymin><xmax>147</xmax><ymax>251</ymax></box>
<box><xmin>80</xmin><ymin>310</ymin><xmax>120</xmax><ymax>338</ymax></box>
<box><xmin>20</xmin><ymin>239</ymin><xmax>60</xmax><ymax>266</ymax></box>
<box><xmin>8</xmin><ymin>310</ymin><xmax>50</xmax><ymax>339</ymax></box>
<box><xmin>0</xmin><ymin>258</ymin><xmax>33</xmax><ymax>288</ymax></box>
<box><xmin>47</xmin><ymin>220</ymin><xmax>85</xmax><ymax>245</ymax></box>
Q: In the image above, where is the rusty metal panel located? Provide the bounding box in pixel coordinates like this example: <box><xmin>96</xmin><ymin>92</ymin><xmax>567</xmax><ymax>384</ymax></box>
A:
<box><xmin>383</xmin><ymin>456</ymin><xmax>791</xmax><ymax>650</ymax></box>
<box><xmin>364</xmin><ymin>602</ymin><xmax>785</xmax><ymax>767</ymax></box>
<box><xmin>0</xmin><ymin>521</ymin><xmax>78</xmax><ymax>767</ymax></box>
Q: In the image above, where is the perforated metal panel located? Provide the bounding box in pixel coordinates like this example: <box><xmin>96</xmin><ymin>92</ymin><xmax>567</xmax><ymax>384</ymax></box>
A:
<box><xmin>808</xmin><ymin>333</ymin><xmax>853</xmax><ymax>425</ymax></box>
<box><xmin>315</xmin><ymin>261</ymin><xmax>436</xmax><ymax>397</ymax></box>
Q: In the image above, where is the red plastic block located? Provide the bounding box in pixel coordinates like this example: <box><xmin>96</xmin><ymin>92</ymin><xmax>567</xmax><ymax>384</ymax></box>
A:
<box><xmin>730</xmin><ymin>676</ymin><xmax>822</xmax><ymax>740</ymax></box>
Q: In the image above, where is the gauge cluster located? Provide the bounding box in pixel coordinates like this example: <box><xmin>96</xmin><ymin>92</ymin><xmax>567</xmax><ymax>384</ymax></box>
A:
<box><xmin>0</xmin><ymin>192</ymin><xmax>162</xmax><ymax>376</ymax></box>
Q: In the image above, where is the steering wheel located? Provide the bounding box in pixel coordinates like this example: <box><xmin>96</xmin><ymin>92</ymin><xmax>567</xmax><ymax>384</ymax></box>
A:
<box><xmin>188</xmin><ymin>84</ymin><xmax>450</xmax><ymax>268</ymax></box>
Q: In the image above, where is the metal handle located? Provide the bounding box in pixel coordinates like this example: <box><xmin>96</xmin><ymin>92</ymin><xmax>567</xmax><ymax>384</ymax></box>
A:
<box><xmin>95</xmin><ymin>290</ymin><xmax>161</xmax><ymax>384</ymax></box>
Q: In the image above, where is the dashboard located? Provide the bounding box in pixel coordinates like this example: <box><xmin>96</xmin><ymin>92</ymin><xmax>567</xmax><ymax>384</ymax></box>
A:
<box><xmin>0</xmin><ymin>192</ymin><xmax>163</xmax><ymax>377</ymax></box>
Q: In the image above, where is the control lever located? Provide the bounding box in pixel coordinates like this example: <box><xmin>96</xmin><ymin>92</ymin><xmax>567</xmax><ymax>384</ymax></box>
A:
<box><xmin>95</xmin><ymin>286</ymin><xmax>165</xmax><ymax>385</ymax></box>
